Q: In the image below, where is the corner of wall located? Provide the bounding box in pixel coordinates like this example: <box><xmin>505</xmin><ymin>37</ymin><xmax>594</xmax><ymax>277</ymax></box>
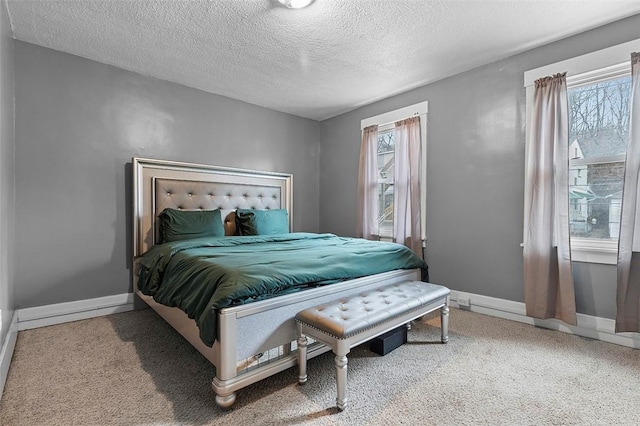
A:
<box><xmin>0</xmin><ymin>0</ymin><xmax>17</xmax><ymax>360</ymax></box>
<box><xmin>0</xmin><ymin>311</ymin><xmax>17</xmax><ymax>400</ymax></box>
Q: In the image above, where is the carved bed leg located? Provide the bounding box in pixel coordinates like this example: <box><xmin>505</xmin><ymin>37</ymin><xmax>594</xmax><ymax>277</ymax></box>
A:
<box><xmin>214</xmin><ymin>392</ymin><xmax>236</xmax><ymax>410</ymax></box>
<box><xmin>297</xmin><ymin>335</ymin><xmax>308</xmax><ymax>385</ymax></box>
<box><xmin>441</xmin><ymin>305</ymin><xmax>450</xmax><ymax>343</ymax></box>
<box><xmin>335</xmin><ymin>354</ymin><xmax>348</xmax><ymax>411</ymax></box>
<box><xmin>212</xmin><ymin>376</ymin><xmax>237</xmax><ymax>410</ymax></box>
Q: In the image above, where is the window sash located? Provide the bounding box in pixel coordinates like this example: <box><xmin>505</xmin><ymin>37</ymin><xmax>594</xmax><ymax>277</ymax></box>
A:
<box><xmin>566</xmin><ymin>74</ymin><xmax>629</xmax><ymax>256</ymax></box>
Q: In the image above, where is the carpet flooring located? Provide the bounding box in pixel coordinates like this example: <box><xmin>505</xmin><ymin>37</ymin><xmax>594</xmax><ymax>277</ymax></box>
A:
<box><xmin>1</xmin><ymin>307</ymin><xmax>639</xmax><ymax>425</ymax></box>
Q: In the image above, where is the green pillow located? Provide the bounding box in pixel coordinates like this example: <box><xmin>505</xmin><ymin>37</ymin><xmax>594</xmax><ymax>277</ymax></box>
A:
<box><xmin>159</xmin><ymin>208</ymin><xmax>224</xmax><ymax>243</ymax></box>
<box><xmin>235</xmin><ymin>209</ymin><xmax>289</xmax><ymax>236</ymax></box>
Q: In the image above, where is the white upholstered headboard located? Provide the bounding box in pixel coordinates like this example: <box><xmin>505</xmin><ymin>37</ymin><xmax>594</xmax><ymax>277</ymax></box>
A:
<box><xmin>132</xmin><ymin>157</ymin><xmax>293</xmax><ymax>258</ymax></box>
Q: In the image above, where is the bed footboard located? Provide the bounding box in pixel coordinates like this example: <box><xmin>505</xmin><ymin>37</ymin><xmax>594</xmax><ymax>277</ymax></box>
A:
<box><xmin>211</xmin><ymin>269</ymin><xmax>419</xmax><ymax>408</ymax></box>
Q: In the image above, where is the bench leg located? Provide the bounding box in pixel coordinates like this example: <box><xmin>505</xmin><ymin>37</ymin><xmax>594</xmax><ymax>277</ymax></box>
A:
<box><xmin>335</xmin><ymin>354</ymin><xmax>348</xmax><ymax>411</ymax></box>
<box><xmin>441</xmin><ymin>305</ymin><xmax>449</xmax><ymax>343</ymax></box>
<box><xmin>297</xmin><ymin>335</ymin><xmax>308</xmax><ymax>385</ymax></box>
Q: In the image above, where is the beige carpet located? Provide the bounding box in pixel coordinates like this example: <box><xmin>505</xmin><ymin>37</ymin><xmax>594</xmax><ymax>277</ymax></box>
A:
<box><xmin>1</xmin><ymin>307</ymin><xmax>639</xmax><ymax>425</ymax></box>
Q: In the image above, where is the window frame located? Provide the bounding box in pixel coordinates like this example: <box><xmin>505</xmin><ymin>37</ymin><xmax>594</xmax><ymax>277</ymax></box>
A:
<box><xmin>524</xmin><ymin>38</ymin><xmax>639</xmax><ymax>264</ymax></box>
<box><xmin>361</xmin><ymin>101</ymin><xmax>428</xmax><ymax>243</ymax></box>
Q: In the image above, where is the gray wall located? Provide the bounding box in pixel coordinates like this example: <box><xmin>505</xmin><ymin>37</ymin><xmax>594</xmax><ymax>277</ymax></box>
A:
<box><xmin>0</xmin><ymin>0</ymin><xmax>15</xmax><ymax>344</ymax></box>
<box><xmin>319</xmin><ymin>14</ymin><xmax>640</xmax><ymax>319</ymax></box>
<box><xmin>14</xmin><ymin>41</ymin><xmax>320</xmax><ymax>308</ymax></box>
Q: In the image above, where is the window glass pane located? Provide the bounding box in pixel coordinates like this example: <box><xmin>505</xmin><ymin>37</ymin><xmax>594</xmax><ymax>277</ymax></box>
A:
<box><xmin>377</xmin><ymin>129</ymin><xmax>395</xmax><ymax>236</ymax></box>
<box><xmin>568</xmin><ymin>75</ymin><xmax>630</xmax><ymax>240</ymax></box>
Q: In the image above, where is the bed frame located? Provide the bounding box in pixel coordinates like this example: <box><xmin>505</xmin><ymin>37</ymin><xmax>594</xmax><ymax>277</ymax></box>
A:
<box><xmin>131</xmin><ymin>157</ymin><xmax>420</xmax><ymax>408</ymax></box>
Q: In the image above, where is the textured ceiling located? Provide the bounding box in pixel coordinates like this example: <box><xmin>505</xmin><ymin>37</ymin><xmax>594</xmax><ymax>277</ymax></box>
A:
<box><xmin>6</xmin><ymin>0</ymin><xmax>640</xmax><ymax>120</ymax></box>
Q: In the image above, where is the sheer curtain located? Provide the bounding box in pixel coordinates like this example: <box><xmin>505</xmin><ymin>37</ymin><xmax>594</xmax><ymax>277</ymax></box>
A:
<box><xmin>357</xmin><ymin>125</ymin><xmax>379</xmax><ymax>240</ymax></box>
<box><xmin>616</xmin><ymin>53</ymin><xmax>640</xmax><ymax>332</ymax></box>
<box><xmin>394</xmin><ymin>117</ymin><xmax>422</xmax><ymax>257</ymax></box>
<box><xmin>523</xmin><ymin>73</ymin><xmax>577</xmax><ymax>325</ymax></box>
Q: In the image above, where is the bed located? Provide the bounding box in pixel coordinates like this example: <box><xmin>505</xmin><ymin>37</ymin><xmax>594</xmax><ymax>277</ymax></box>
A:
<box><xmin>132</xmin><ymin>157</ymin><xmax>427</xmax><ymax>408</ymax></box>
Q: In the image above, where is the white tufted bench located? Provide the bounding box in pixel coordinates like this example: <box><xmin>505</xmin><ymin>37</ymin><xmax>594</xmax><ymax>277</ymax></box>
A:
<box><xmin>295</xmin><ymin>280</ymin><xmax>450</xmax><ymax>411</ymax></box>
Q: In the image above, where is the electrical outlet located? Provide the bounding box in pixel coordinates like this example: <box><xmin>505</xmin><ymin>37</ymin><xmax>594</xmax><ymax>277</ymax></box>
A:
<box><xmin>457</xmin><ymin>296</ymin><xmax>470</xmax><ymax>307</ymax></box>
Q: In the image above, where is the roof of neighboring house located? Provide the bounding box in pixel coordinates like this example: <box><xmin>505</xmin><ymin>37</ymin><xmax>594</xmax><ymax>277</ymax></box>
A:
<box><xmin>571</xmin><ymin>129</ymin><xmax>628</xmax><ymax>158</ymax></box>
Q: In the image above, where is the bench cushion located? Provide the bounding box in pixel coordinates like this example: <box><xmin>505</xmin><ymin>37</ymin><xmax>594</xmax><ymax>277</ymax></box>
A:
<box><xmin>295</xmin><ymin>281</ymin><xmax>449</xmax><ymax>339</ymax></box>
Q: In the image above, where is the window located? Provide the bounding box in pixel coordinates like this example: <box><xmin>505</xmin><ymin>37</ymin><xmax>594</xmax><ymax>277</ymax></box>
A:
<box><xmin>524</xmin><ymin>39</ymin><xmax>639</xmax><ymax>264</ymax></box>
<box><xmin>568</xmin><ymin>74</ymin><xmax>630</xmax><ymax>242</ymax></box>
<box><xmin>361</xmin><ymin>101</ymin><xmax>428</xmax><ymax>242</ymax></box>
<box><xmin>376</xmin><ymin>126</ymin><xmax>395</xmax><ymax>238</ymax></box>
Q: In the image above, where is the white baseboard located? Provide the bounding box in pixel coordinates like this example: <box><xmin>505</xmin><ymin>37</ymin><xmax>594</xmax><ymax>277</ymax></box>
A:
<box><xmin>449</xmin><ymin>290</ymin><xmax>640</xmax><ymax>349</ymax></box>
<box><xmin>0</xmin><ymin>311</ymin><xmax>18</xmax><ymax>400</ymax></box>
<box><xmin>18</xmin><ymin>293</ymin><xmax>135</xmax><ymax>331</ymax></box>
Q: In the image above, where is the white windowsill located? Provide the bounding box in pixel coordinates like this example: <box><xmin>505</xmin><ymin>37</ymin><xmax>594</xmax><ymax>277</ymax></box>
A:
<box><xmin>571</xmin><ymin>238</ymin><xmax>618</xmax><ymax>265</ymax></box>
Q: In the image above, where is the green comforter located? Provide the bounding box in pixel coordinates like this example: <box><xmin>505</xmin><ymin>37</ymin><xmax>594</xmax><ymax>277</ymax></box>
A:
<box><xmin>137</xmin><ymin>233</ymin><xmax>428</xmax><ymax>346</ymax></box>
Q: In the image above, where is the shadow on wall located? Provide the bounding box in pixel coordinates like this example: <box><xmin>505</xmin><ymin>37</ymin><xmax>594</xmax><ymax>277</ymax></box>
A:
<box><xmin>124</xmin><ymin>161</ymin><xmax>133</xmax><ymax>292</ymax></box>
<box><xmin>17</xmin><ymin>161</ymin><xmax>135</xmax><ymax>309</ymax></box>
